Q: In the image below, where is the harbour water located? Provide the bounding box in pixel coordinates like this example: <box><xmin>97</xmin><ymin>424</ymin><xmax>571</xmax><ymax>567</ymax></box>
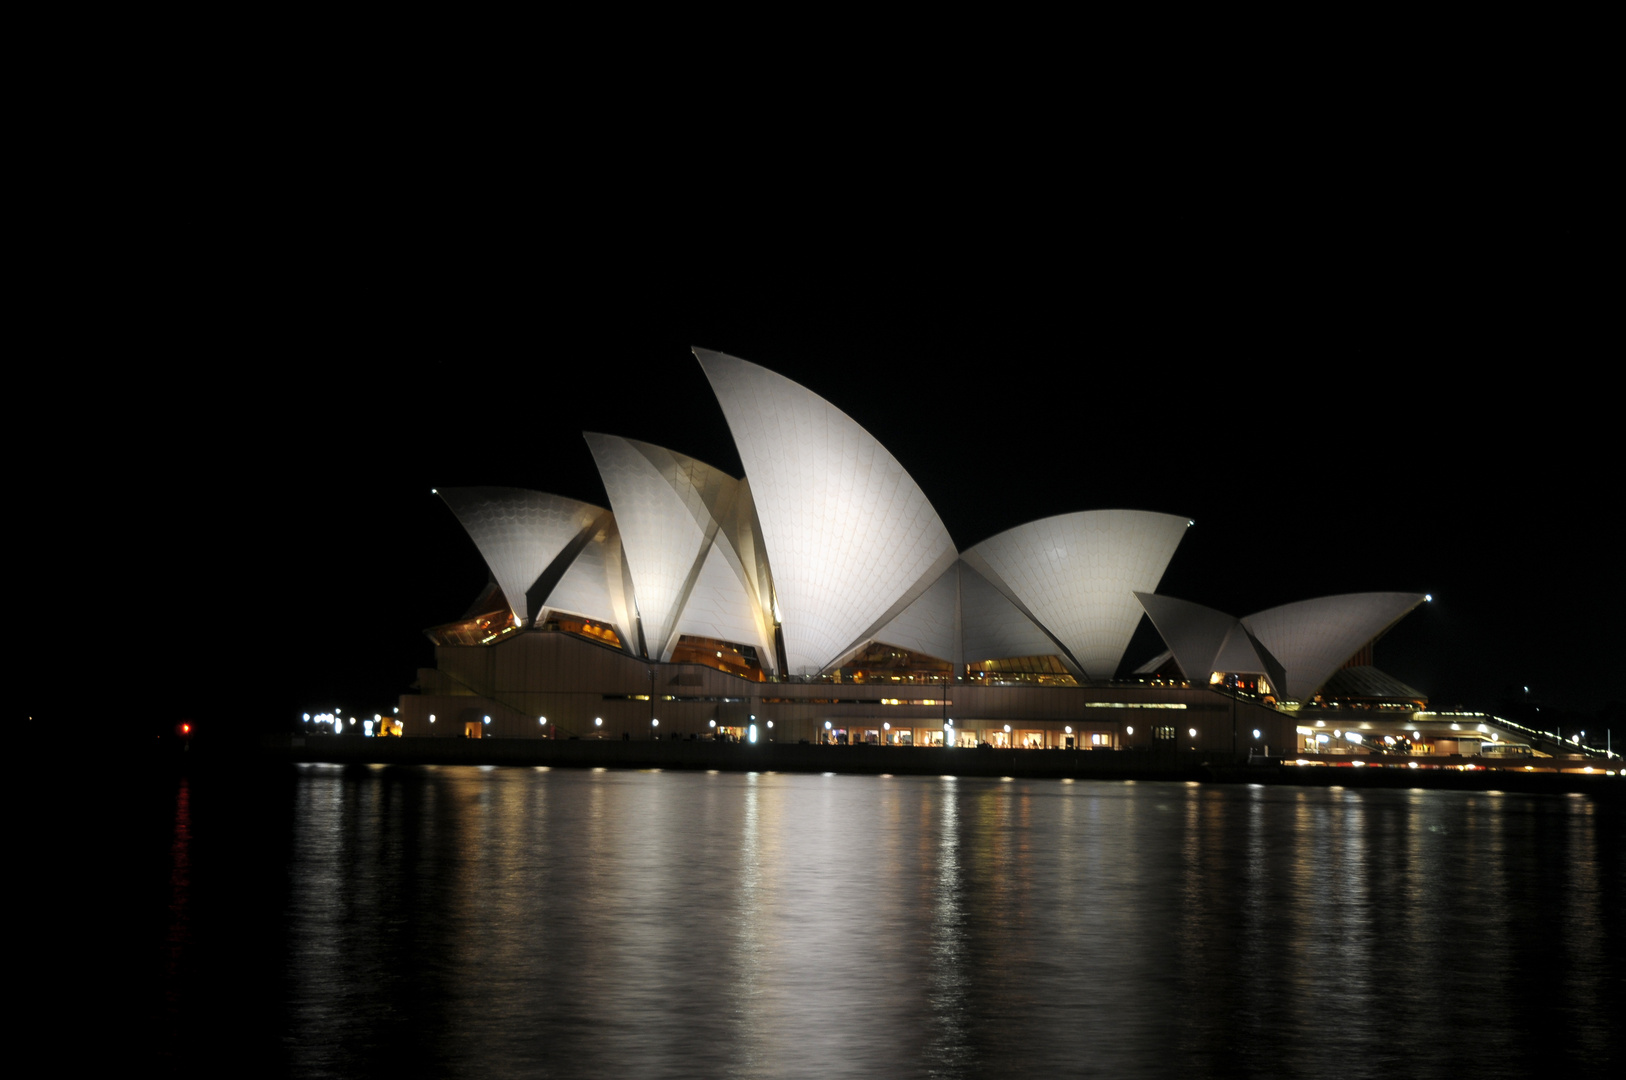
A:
<box><xmin>139</xmin><ymin>764</ymin><xmax>1622</xmax><ymax>1078</ymax></box>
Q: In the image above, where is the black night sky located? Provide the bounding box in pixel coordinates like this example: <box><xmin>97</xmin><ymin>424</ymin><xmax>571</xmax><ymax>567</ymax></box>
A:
<box><xmin>32</xmin><ymin>181</ymin><xmax>1617</xmax><ymax>748</ymax></box>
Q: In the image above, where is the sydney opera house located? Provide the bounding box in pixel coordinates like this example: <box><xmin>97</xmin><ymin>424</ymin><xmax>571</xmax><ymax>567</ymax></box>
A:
<box><xmin>396</xmin><ymin>349</ymin><xmax>1441</xmax><ymax>756</ymax></box>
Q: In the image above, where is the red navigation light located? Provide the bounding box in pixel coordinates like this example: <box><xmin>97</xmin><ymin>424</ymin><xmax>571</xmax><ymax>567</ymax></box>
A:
<box><xmin>177</xmin><ymin>722</ymin><xmax>193</xmax><ymax>737</ymax></box>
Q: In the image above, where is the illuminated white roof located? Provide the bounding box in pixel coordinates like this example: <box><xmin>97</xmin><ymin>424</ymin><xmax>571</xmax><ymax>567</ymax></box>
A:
<box><xmin>959</xmin><ymin>562</ymin><xmax>1069</xmax><ymax>669</ymax></box>
<box><xmin>670</xmin><ymin>541</ymin><xmax>778</xmax><ymax>671</ymax></box>
<box><xmin>1134</xmin><ymin>592</ymin><xmax>1238</xmax><ymax>682</ymax></box>
<box><xmin>863</xmin><ymin>562</ymin><xmax>962</xmax><ymax>667</ymax></box>
<box><xmin>1135</xmin><ymin>592</ymin><xmax>1286</xmax><ymax>692</ymax></box>
<box><xmin>437</xmin><ymin>361</ymin><xmax>1425</xmax><ymax>702</ymax></box>
<box><xmin>585</xmin><ymin>434</ymin><xmax>741</xmax><ymax>661</ymax></box>
<box><xmin>963</xmin><ymin>511</ymin><xmax>1189</xmax><ymax>680</ymax></box>
<box><xmin>540</xmin><ymin>515</ymin><xmax>635</xmax><ymax>647</ymax></box>
<box><xmin>438</xmin><ymin>488</ymin><xmax>607</xmax><ymax>627</ymax></box>
<box><xmin>713</xmin><ymin>478</ymin><xmax>777</xmax><ymax>637</ymax></box>
<box><xmin>1242</xmin><ymin>592</ymin><xmax>1427</xmax><ymax>700</ymax></box>
<box><xmin>696</xmin><ymin>348</ymin><xmax>957</xmax><ymax>674</ymax></box>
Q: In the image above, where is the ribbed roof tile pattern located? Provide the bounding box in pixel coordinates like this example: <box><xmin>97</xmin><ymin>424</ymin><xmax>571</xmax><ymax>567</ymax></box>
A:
<box><xmin>1136</xmin><ymin>591</ymin><xmax>1288</xmax><ymax>693</ymax></box>
<box><xmin>964</xmin><ymin>511</ymin><xmax>1189</xmax><ymax>680</ymax></box>
<box><xmin>959</xmin><ymin>561</ymin><xmax>1070</xmax><ymax>669</ymax></box>
<box><xmin>696</xmin><ymin>348</ymin><xmax>957</xmax><ymax>674</ymax></box>
<box><xmin>1242</xmin><ymin>592</ymin><xmax>1426</xmax><ymax>700</ymax></box>
<box><xmin>585</xmin><ymin>434</ymin><xmax>740</xmax><ymax>661</ymax></box>
<box><xmin>715</xmin><ymin>478</ymin><xmax>776</xmax><ymax>635</ymax></box>
<box><xmin>542</xmin><ymin>516</ymin><xmax>632</xmax><ymax>644</ymax></box>
<box><xmin>864</xmin><ymin>562</ymin><xmax>961</xmax><ymax>666</ymax></box>
<box><xmin>438</xmin><ymin>488</ymin><xmax>605</xmax><ymax>628</ymax></box>
<box><xmin>670</xmin><ymin>541</ymin><xmax>777</xmax><ymax>668</ymax></box>
<box><xmin>1135</xmin><ymin>592</ymin><xmax>1242</xmax><ymax>683</ymax></box>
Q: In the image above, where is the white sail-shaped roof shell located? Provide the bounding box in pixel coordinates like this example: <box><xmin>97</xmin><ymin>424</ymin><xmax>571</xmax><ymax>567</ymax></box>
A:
<box><xmin>669</xmin><ymin>541</ymin><xmax>778</xmax><ymax>670</ymax></box>
<box><xmin>696</xmin><ymin>348</ymin><xmax>958</xmax><ymax>675</ymax></box>
<box><xmin>540</xmin><ymin>514</ymin><xmax>635</xmax><ymax>648</ymax></box>
<box><xmin>438</xmin><ymin>488</ymin><xmax>607</xmax><ymax>628</ymax></box>
<box><xmin>715</xmin><ymin>478</ymin><xmax>776</xmax><ymax>635</ymax></box>
<box><xmin>1135</xmin><ymin>592</ymin><xmax>1286</xmax><ymax>693</ymax></box>
<box><xmin>861</xmin><ymin>562</ymin><xmax>962</xmax><ymax>667</ymax></box>
<box><xmin>1134</xmin><ymin>592</ymin><xmax>1239</xmax><ymax>682</ymax></box>
<box><xmin>1242</xmin><ymin>592</ymin><xmax>1426</xmax><ymax>700</ymax></box>
<box><xmin>585</xmin><ymin>434</ymin><xmax>743</xmax><ymax>662</ymax></box>
<box><xmin>959</xmin><ymin>562</ymin><xmax>1071</xmax><ymax>669</ymax></box>
<box><xmin>963</xmin><ymin>511</ymin><xmax>1190</xmax><ymax>680</ymax></box>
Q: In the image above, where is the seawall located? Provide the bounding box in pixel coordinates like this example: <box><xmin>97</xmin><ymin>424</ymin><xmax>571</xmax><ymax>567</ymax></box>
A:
<box><xmin>258</xmin><ymin>736</ymin><xmax>1622</xmax><ymax>797</ymax></box>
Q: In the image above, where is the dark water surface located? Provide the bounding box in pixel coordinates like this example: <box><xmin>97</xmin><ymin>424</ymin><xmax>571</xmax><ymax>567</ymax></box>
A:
<box><xmin>139</xmin><ymin>765</ymin><xmax>1622</xmax><ymax>1078</ymax></box>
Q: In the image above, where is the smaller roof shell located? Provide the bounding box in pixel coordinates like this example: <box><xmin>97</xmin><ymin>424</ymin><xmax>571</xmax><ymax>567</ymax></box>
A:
<box><xmin>584</xmin><ymin>434</ymin><xmax>743</xmax><ymax>662</ymax></box>
<box><xmin>1242</xmin><ymin>592</ymin><xmax>1427</xmax><ymax>701</ymax></box>
<box><xmin>963</xmin><ymin>511</ymin><xmax>1191</xmax><ymax>680</ymax></box>
<box><xmin>1135</xmin><ymin>592</ymin><xmax>1286</xmax><ymax>693</ymax></box>
<box><xmin>438</xmin><ymin>487</ymin><xmax>608</xmax><ymax>629</ymax></box>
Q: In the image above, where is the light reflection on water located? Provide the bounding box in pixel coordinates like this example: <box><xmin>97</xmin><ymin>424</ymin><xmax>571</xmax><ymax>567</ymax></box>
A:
<box><xmin>168</xmin><ymin>767</ymin><xmax>1621</xmax><ymax>1078</ymax></box>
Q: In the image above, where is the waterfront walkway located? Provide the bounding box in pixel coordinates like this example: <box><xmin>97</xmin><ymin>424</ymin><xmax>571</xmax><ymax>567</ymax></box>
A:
<box><xmin>258</xmin><ymin>735</ymin><xmax>1622</xmax><ymax>796</ymax></box>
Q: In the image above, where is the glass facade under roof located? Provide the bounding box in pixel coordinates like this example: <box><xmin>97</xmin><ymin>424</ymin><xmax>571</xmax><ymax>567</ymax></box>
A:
<box><xmin>425</xmin><ymin>605</ymin><xmax>519</xmax><ymax>647</ymax></box>
<box><xmin>669</xmin><ymin>634</ymin><xmax>766</xmax><ymax>681</ymax></box>
<box><xmin>540</xmin><ymin>614</ymin><xmax>623</xmax><ymax>650</ymax></box>
<box><xmin>829</xmin><ymin>642</ymin><xmax>952</xmax><ymax>685</ymax></box>
<box><xmin>966</xmin><ymin>655</ymin><xmax>1079</xmax><ymax>686</ymax></box>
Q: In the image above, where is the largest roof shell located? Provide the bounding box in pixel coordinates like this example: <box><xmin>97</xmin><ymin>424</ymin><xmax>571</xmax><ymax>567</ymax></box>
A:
<box><xmin>695</xmin><ymin>347</ymin><xmax>958</xmax><ymax>675</ymax></box>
